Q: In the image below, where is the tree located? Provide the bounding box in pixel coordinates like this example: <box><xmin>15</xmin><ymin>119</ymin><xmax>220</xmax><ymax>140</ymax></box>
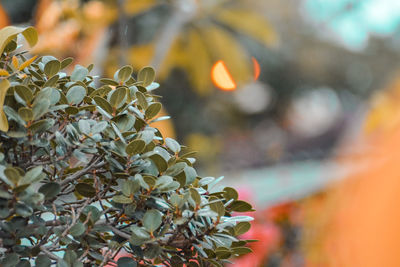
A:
<box><xmin>0</xmin><ymin>26</ymin><xmax>254</xmax><ymax>266</ymax></box>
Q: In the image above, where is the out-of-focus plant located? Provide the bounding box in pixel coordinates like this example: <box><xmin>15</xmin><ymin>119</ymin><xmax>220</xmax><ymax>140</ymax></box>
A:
<box><xmin>1</xmin><ymin>0</ymin><xmax>278</xmax><ymax>95</ymax></box>
<box><xmin>0</xmin><ymin>26</ymin><xmax>255</xmax><ymax>266</ymax></box>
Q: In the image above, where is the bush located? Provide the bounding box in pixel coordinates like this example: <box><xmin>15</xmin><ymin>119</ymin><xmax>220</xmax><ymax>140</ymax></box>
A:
<box><xmin>0</xmin><ymin>26</ymin><xmax>254</xmax><ymax>266</ymax></box>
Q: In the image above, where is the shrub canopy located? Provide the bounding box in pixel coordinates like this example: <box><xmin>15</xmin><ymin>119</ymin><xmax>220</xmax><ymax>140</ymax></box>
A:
<box><xmin>0</xmin><ymin>26</ymin><xmax>254</xmax><ymax>267</ymax></box>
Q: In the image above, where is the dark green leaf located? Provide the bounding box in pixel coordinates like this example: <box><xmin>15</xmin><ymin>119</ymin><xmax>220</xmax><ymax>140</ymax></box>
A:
<box><xmin>117</xmin><ymin>65</ymin><xmax>133</xmax><ymax>82</ymax></box>
<box><xmin>39</xmin><ymin>182</ymin><xmax>61</xmax><ymax>199</ymax></box>
<box><xmin>44</xmin><ymin>60</ymin><xmax>60</xmax><ymax>77</ymax></box>
<box><xmin>117</xmin><ymin>257</ymin><xmax>137</xmax><ymax>267</ymax></box>
<box><xmin>75</xmin><ymin>183</ymin><xmax>96</xmax><ymax>198</ymax></box>
<box><xmin>145</xmin><ymin>102</ymin><xmax>161</xmax><ymax>119</ymax></box>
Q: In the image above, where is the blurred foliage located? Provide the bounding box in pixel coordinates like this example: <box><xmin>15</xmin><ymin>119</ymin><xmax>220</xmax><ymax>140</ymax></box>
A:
<box><xmin>0</xmin><ymin>26</ymin><xmax>255</xmax><ymax>266</ymax></box>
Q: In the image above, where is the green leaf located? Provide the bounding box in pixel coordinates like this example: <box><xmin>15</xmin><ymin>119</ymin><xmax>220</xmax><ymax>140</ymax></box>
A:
<box><xmin>165</xmin><ymin>137</ymin><xmax>180</xmax><ymax>153</ymax></box>
<box><xmin>44</xmin><ymin>60</ymin><xmax>61</xmax><ymax>77</ymax></box>
<box><xmin>100</xmin><ymin>78</ymin><xmax>119</xmax><ymax>86</ymax></box>
<box><xmin>112</xmin><ymin>195</ymin><xmax>133</xmax><ymax>204</ymax></box>
<box><xmin>66</xmin><ymin>85</ymin><xmax>86</xmax><ymax>105</ymax></box>
<box><xmin>69</xmin><ymin>222</ymin><xmax>86</xmax><ymax>237</ymax></box>
<box><xmin>19</xmin><ymin>166</ymin><xmax>43</xmax><ymax>185</ymax></box>
<box><xmin>18</xmin><ymin>107</ymin><xmax>33</xmax><ymax>122</ymax></box>
<box><xmin>60</xmin><ymin>57</ymin><xmax>73</xmax><ymax>69</ymax></box>
<box><xmin>137</xmin><ymin>66</ymin><xmax>155</xmax><ymax>87</ymax></box>
<box><xmin>93</xmin><ymin>96</ymin><xmax>113</xmax><ymax>114</ymax></box>
<box><xmin>39</xmin><ymin>182</ymin><xmax>61</xmax><ymax>199</ymax></box>
<box><xmin>35</xmin><ymin>255</ymin><xmax>51</xmax><ymax>267</ymax></box>
<box><xmin>117</xmin><ymin>65</ymin><xmax>133</xmax><ymax>82</ymax></box>
<box><xmin>110</xmin><ymin>87</ymin><xmax>126</xmax><ymax>108</ymax></box>
<box><xmin>32</xmin><ymin>98</ymin><xmax>50</xmax><ymax>120</ymax></box>
<box><xmin>223</xmin><ymin>187</ymin><xmax>238</xmax><ymax>201</ymax></box>
<box><xmin>29</xmin><ymin>119</ymin><xmax>54</xmax><ymax>134</ymax></box>
<box><xmin>117</xmin><ymin>257</ymin><xmax>137</xmax><ymax>267</ymax></box>
<box><xmin>142</xmin><ymin>209</ymin><xmax>162</xmax><ymax>233</ymax></box>
<box><xmin>232</xmin><ymin>246</ymin><xmax>253</xmax><ymax>255</ymax></box>
<box><xmin>209</xmin><ymin>197</ymin><xmax>225</xmax><ymax>218</ymax></box>
<box><xmin>135</xmin><ymin>91</ymin><xmax>147</xmax><ymax>109</ymax></box>
<box><xmin>14</xmin><ymin>85</ymin><xmax>33</xmax><ymax>104</ymax></box>
<box><xmin>229</xmin><ymin>200</ymin><xmax>254</xmax><ymax>212</ymax></box>
<box><xmin>71</xmin><ymin>65</ymin><xmax>88</xmax><ymax>81</ymax></box>
<box><xmin>75</xmin><ymin>183</ymin><xmax>96</xmax><ymax>198</ymax></box>
<box><xmin>145</xmin><ymin>102</ymin><xmax>161</xmax><ymax>119</ymax></box>
<box><xmin>234</xmin><ymin>222</ymin><xmax>251</xmax><ymax>236</ymax></box>
<box><xmin>190</xmin><ymin>188</ymin><xmax>201</xmax><ymax>205</ymax></box>
<box><xmin>15</xmin><ymin>202</ymin><xmax>33</xmax><ymax>217</ymax></box>
<box><xmin>122</xmin><ymin>179</ymin><xmax>140</xmax><ymax>197</ymax></box>
<box><xmin>126</xmin><ymin>139</ymin><xmax>146</xmax><ymax>155</ymax></box>
<box><xmin>4</xmin><ymin>167</ymin><xmax>20</xmax><ymax>185</ymax></box>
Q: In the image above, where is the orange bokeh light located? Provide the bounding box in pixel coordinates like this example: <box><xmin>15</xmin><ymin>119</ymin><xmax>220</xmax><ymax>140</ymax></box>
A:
<box><xmin>252</xmin><ymin>57</ymin><xmax>260</xmax><ymax>80</ymax></box>
<box><xmin>211</xmin><ymin>60</ymin><xmax>237</xmax><ymax>91</ymax></box>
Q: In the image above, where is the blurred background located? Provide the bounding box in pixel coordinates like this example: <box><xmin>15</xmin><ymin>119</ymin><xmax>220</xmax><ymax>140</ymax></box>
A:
<box><xmin>3</xmin><ymin>0</ymin><xmax>400</xmax><ymax>266</ymax></box>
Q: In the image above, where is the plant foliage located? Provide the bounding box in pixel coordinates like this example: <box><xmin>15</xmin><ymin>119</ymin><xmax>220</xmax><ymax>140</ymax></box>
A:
<box><xmin>0</xmin><ymin>26</ymin><xmax>254</xmax><ymax>266</ymax></box>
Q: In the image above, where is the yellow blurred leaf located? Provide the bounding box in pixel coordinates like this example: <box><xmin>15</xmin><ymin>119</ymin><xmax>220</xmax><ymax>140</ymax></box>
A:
<box><xmin>128</xmin><ymin>44</ymin><xmax>155</xmax><ymax>71</ymax></box>
<box><xmin>216</xmin><ymin>8</ymin><xmax>278</xmax><ymax>47</ymax></box>
<box><xmin>19</xmin><ymin>55</ymin><xmax>38</xmax><ymax>71</ymax></box>
<box><xmin>124</xmin><ymin>0</ymin><xmax>157</xmax><ymax>16</ymax></box>
<box><xmin>185</xmin><ymin>31</ymin><xmax>213</xmax><ymax>95</ymax></box>
<box><xmin>200</xmin><ymin>25</ymin><xmax>251</xmax><ymax>85</ymax></box>
<box><xmin>0</xmin><ymin>69</ymin><xmax>9</xmax><ymax>76</ymax></box>
<box><xmin>0</xmin><ymin>79</ymin><xmax>10</xmax><ymax>132</ymax></box>
<box><xmin>12</xmin><ymin>56</ymin><xmax>19</xmax><ymax>69</ymax></box>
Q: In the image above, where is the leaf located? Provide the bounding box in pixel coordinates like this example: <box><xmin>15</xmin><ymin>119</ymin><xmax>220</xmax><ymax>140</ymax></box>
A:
<box><xmin>32</xmin><ymin>99</ymin><xmax>50</xmax><ymax>120</ymax></box>
<box><xmin>35</xmin><ymin>255</ymin><xmax>51</xmax><ymax>267</ymax></box>
<box><xmin>126</xmin><ymin>139</ymin><xmax>146</xmax><ymax>155</ymax></box>
<box><xmin>165</xmin><ymin>137</ymin><xmax>180</xmax><ymax>153</ymax></box>
<box><xmin>117</xmin><ymin>257</ymin><xmax>137</xmax><ymax>267</ymax></box>
<box><xmin>75</xmin><ymin>183</ymin><xmax>96</xmax><ymax>198</ymax></box>
<box><xmin>216</xmin><ymin>8</ymin><xmax>277</xmax><ymax>47</ymax></box>
<box><xmin>190</xmin><ymin>188</ymin><xmax>201</xmax><ymax>205</ymax></box>
<box><xmin>39</xmin><ymin>182</ymin><xmax>61</xmax><ymax>199</ymax></box>
<box><xmin>71</xmin><ymin>65</ymin><xmax>88</xmax><ymax>81</ymax></box>
<box><xmin>110</xmin><ymin>87</ymin><xmax>126</xmax><ymax>108</ymax></box>
<box><xmin>223</xmin><ymin>187</ymin><xmax>238</xmax><ymax>201</ymax></box>
<box><xmin>4</xmin><ymin>167</ymin><xmax>20</xmax><ymax>185</ymax></box>
<box><xmin>18</xmin><ymin>107</ymin><xmax>33</xmax><ymax>122</ymax></box>
<box><xmin>122</xmin><ymin>179</ymin><xmax>140</xmax><ymax>197</ymax></box>
<box><xmin>66</xmin><ymin>85</ymin><xmax>86</xmax><ymax>105</ymax></box>
<box><xmin>145</xmin><ymin>102</ymin><xmax>161</xmax><ymax>119</ymax></box>
<box><xmin>229</xmin><ymin>200</ymin><xmax>254</xmax><ymax>212</ymax></box>
<box><xmin>0</xmin><ymin>26</ymin><xmax>38</xmax><ymax>56</ymax></box>
<box><xmin>69</xmin><ymin>222</ymin><xmax>86</xmax><ymax>237</ymax></box>
<box><xmin>19</xmin><ymin>166</ymin><xmax>43</xmax><ymax>185</ymax></box>
<box><xmin>0</xmin><ymin>69</ymin><xmax>9</xmax><ymax>76</ymax></box>
<box><xmin>142</xmin><ymin>209</ymin><xmax>162</xmax><ymax>233</ymax></box>
<box><xmin>12</xmin><ymin>56</ymin><xmax>19</xmax><ymax>69</ymax></box>
<box><xmin>137</xmin><ymin>66</ymin><xmax>155</xmax><ymax>86</ymax></box>
<box><xmin>112</xmin><ymin>195</ymin><xmax>133</xmax><ymax>204</ymax></box>
<box><xmin>232</xmin><ymin>246</ymin><xmax>253</xmax><ymax>256</ymax></box>
<box><xmin>0</xmin><ymin>79</ymin><xmax>10</xmax><ymax>131</ymax></box>
<box><xmin>60</xmin><ymin>57</ymin><xmax>73</xmax><ymax>69</ymax></box>
<box><xmin>93</xmin><ymin>96</ymin><xmax>113</xmax><ymax>114</ymax></box>
<box><xmin>135</xmin><ymin>91</ymin><xmax>147</xmax><ymax>109</ymax></box>
<box><xmin>18</xmin><ymin>55</ymin><xmax>37</xmax><ymax>70</ymax></box>
<box><xmin>209</xmin><ymin>197</ymin><xmax>225</xmax><ymax>218</ymax></box>
<box><xmin>234</xmin><ymin>222</ymin><xmax>251</xmax><ymax>236</ymax></box>
<box><xmin>15</xmin><ymin>85</ymin><xmax>33</xmax><ymax>104</ymax></box>
<box><xmin>44</xmin><ymin>60</ymin><xmax>61</xmax><ymax>77</ymax></box>
<box><xmin>117</xmin><ymin>65</ymin><xmax>133</xmax><ymax>82</ymax></box>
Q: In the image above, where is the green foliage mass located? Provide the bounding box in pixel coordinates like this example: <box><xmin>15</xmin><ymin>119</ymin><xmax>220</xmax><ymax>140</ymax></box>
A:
<box><xmin>0</xmin><ymin>27</ymin><xmax>254</xmax><ymax>266</ymax></box>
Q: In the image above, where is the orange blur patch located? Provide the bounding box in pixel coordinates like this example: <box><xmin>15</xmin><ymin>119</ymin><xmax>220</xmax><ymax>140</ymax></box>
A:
<box><xmin>252</xmin><ymin>57</ymin><xmax>260</xmax><ymax>80</ymax></box>
<box><xmin>0</xmin><ymin>4</ymin><xmax>9</xmax><ymax>28</ymax></box>
<box><xmin>211</xmin><ymin>60</ymin><xmax>236</xmax><ymax>91</ymax></box>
